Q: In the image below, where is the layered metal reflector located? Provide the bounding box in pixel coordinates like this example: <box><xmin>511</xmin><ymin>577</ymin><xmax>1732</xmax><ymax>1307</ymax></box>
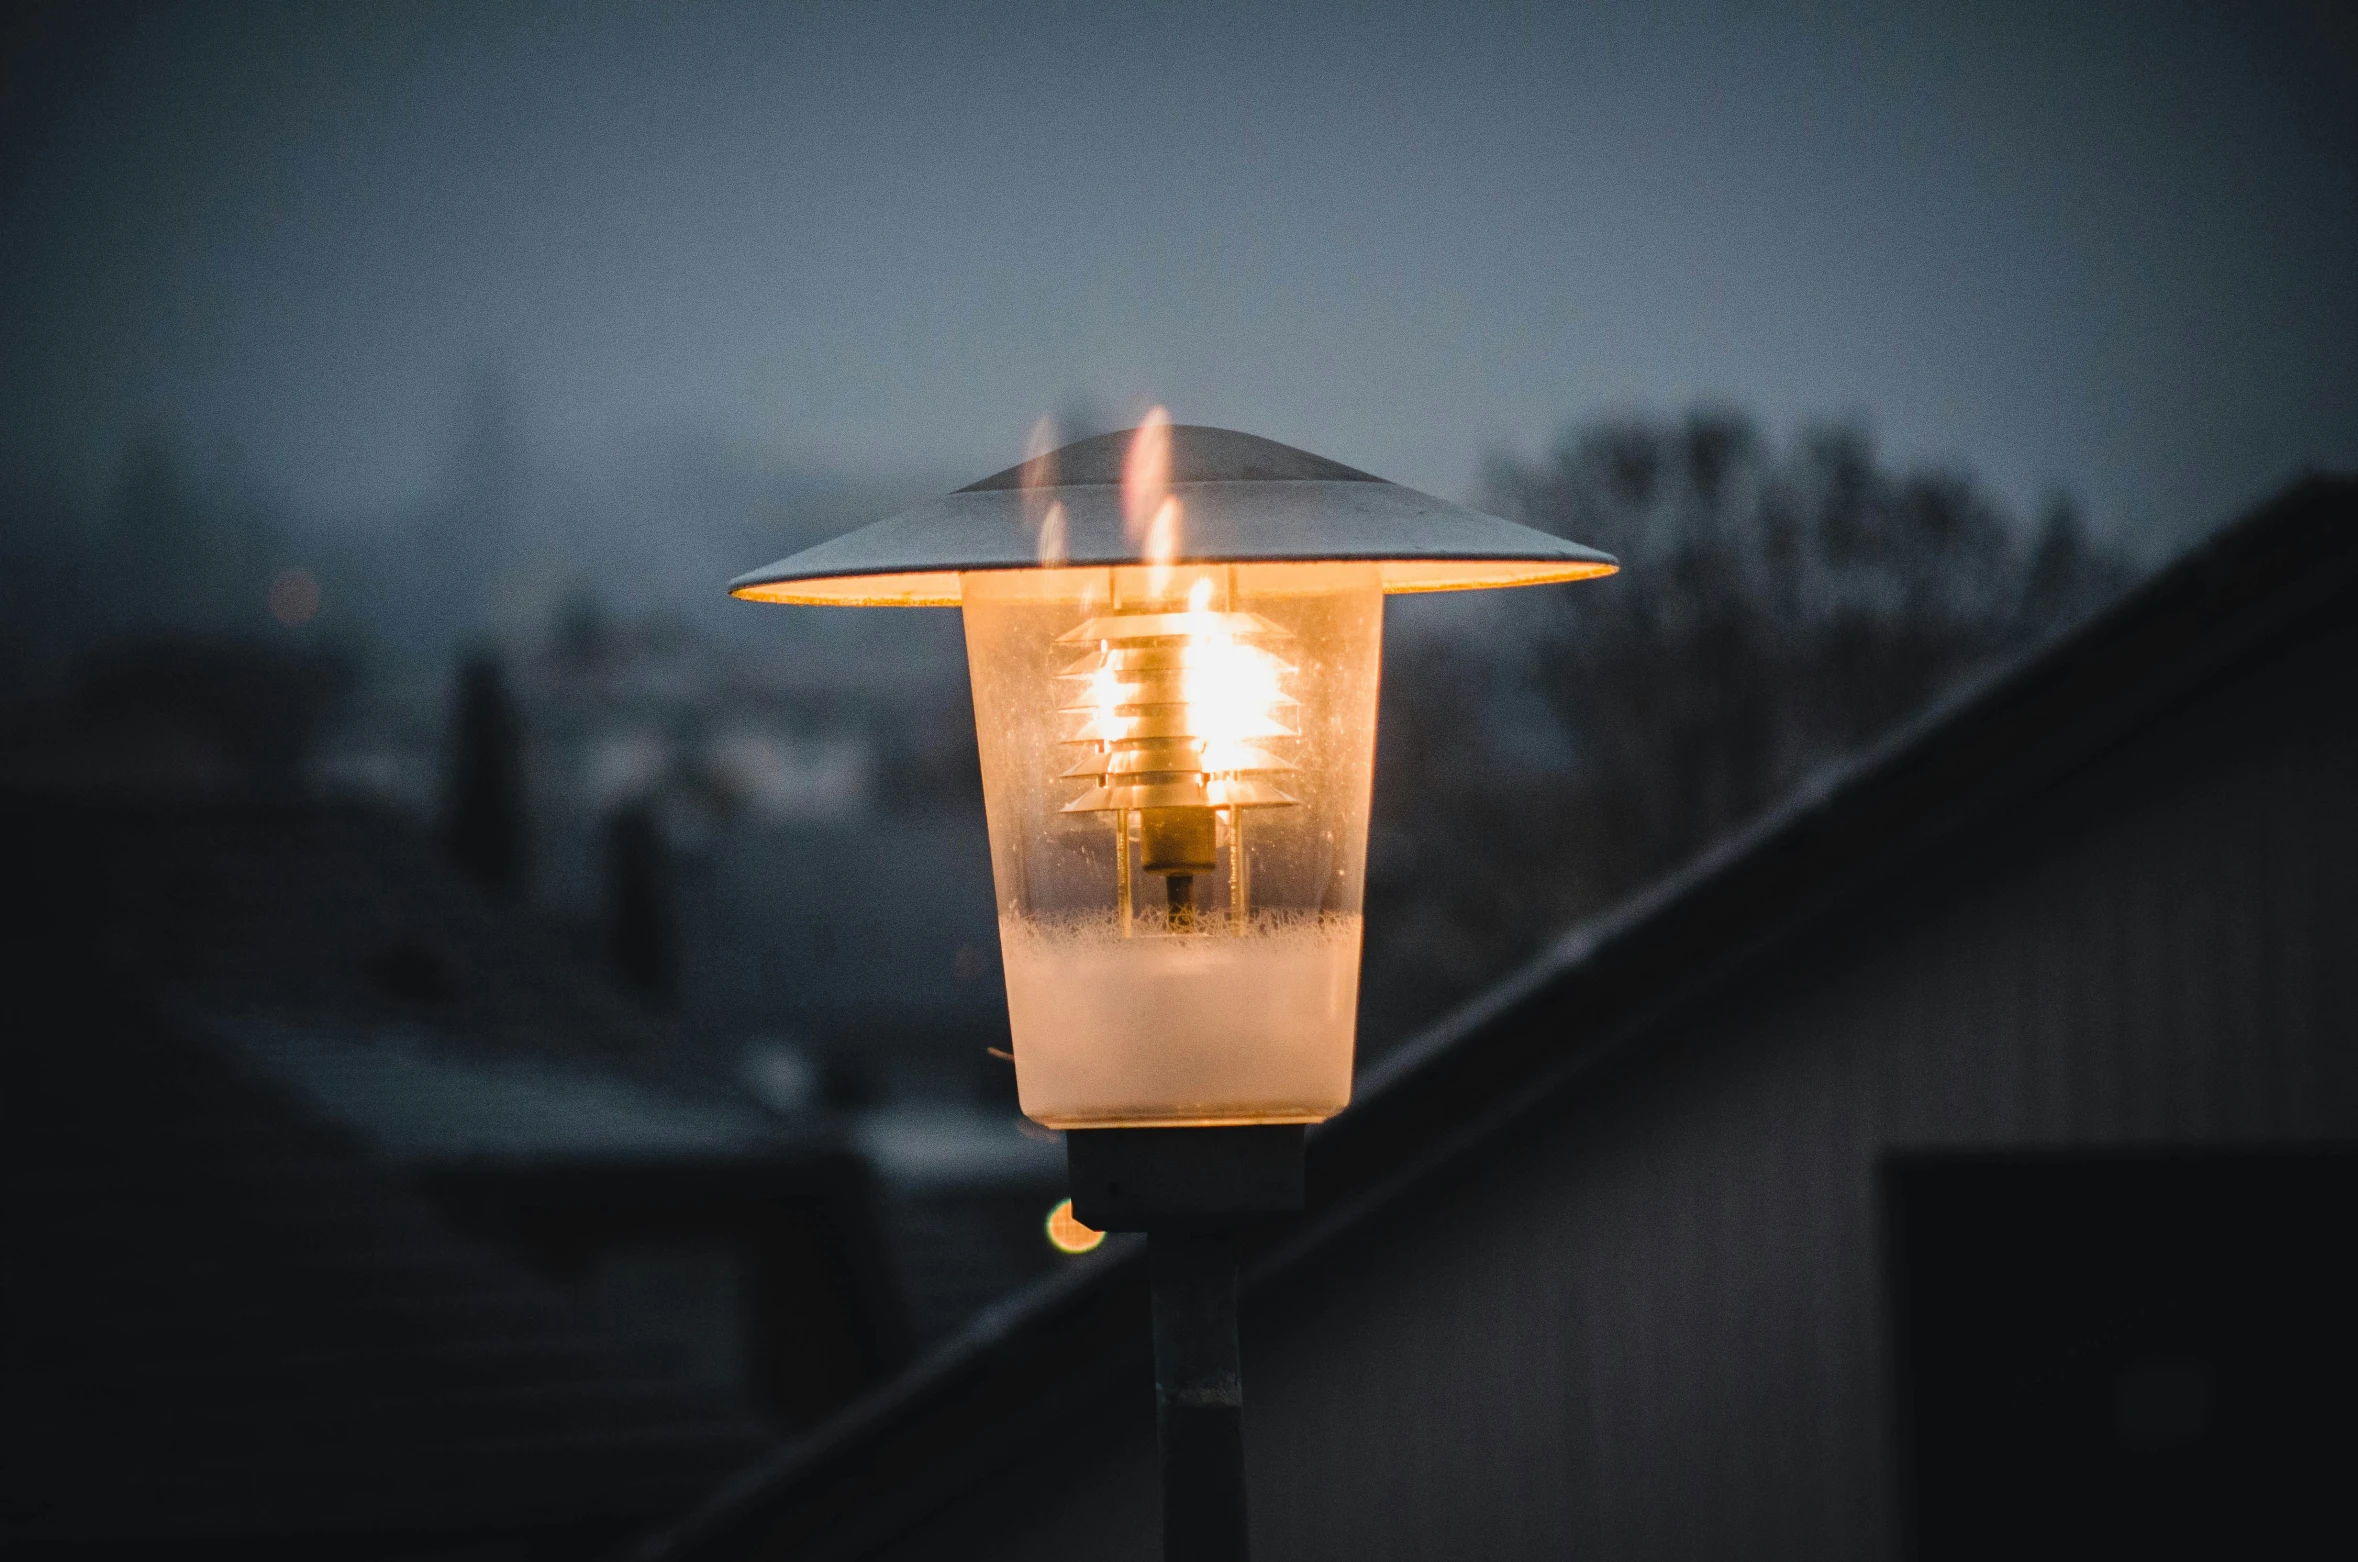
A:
<box><xmin>1055</xmin><ymin>605</ymin><xmax>1300</xmax><ymax>816</ymax></box>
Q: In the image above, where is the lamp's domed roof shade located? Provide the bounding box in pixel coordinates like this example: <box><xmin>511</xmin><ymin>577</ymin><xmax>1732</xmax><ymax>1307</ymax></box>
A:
<box><xmin>728</xmin><ymin>425</ymin><xmax>1617</xmax><ymax>606</ymax></box>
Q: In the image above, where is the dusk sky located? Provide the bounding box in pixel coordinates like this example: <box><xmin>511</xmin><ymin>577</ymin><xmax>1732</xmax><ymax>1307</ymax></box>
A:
<box><xmin>4</xmin><ymin>0</ymin><xmax>2353</xmax><ymax>552</ymax></box>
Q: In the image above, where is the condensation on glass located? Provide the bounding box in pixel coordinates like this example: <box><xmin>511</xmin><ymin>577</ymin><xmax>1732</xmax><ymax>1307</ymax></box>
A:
<box><xmin>961</xmin><ymin>560</ymin><xmax>1383</xmax><ymax>1128</ymax></box>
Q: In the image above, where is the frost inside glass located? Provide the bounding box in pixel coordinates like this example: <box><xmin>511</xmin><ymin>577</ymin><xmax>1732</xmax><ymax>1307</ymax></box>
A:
<box><xmin>961</xmin><ymin>561</ymin><xmax>1383</xmax><ymax>1127</ymax></box>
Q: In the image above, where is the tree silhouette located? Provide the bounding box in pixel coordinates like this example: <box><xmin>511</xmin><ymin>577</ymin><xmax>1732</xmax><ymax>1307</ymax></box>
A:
<box><xmin>1361</xmin><ymin>409</ymin><xmax>2131</xmax><ymax>1052</ymax></box>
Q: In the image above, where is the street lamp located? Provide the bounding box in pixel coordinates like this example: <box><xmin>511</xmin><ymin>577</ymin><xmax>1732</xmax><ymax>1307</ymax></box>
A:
<box><xmin>729</xmin><ymin>416</ymin><xmax>1615</xmax><ymax>1561</ymax></box>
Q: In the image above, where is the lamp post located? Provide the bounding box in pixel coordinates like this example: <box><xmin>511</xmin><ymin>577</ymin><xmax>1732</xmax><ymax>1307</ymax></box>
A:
<box><xmin>729</xmin><ymin>418</ymin><xmax>1614</xmax><ymax>1561</ymax></box>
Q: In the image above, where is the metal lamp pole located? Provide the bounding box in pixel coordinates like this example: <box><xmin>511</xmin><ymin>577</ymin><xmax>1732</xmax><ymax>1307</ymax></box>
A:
<box><xmin>1067</xmin><ymin>1125</ymin><xmax>1304</xmax><ymax>1562</ymax></box>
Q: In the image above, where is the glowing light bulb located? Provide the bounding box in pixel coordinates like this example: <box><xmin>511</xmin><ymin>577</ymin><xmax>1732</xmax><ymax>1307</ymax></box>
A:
<box><xmin>1047</xmin><ymin>570</ymin><xmax>1302</xmax><ymax>938</ymax></box>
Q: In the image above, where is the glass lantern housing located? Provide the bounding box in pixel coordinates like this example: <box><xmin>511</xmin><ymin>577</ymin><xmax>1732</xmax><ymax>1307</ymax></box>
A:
<box><xmin>963</xmin><ymin>561</ymin><xmax>1382</xmax><ymax>1126</ymax></box>
<box><xmin>729</xmin><ymin>423</ymin><xmax>1614</xmax><ymax>1130</ymax></box>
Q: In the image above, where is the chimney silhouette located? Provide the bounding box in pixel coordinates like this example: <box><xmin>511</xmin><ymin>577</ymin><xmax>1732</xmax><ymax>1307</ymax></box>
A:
<box><xmin>603</xmin><ymin>798</ymin><xmax>676</xmax><ymax>1003</ymax></box>
<box><xmin>441</xmin><ymin>652</ymin><xmax>529</xmax><ymax>896</ymax></box>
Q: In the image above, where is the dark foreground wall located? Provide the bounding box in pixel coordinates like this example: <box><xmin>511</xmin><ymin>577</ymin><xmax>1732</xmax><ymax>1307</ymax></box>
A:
<box><xmin>872</xmin><ymin>548</ymin><xmax>2356</xmax><ymax>1558</ymax></box>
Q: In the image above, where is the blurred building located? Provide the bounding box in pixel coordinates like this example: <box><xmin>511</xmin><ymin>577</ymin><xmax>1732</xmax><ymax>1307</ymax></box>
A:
<box><xmin>308</xmin><ymin>600</ymin><xmax>1071</xmax><ymax>1346</ymax></box>
<box><xmin>631</xmin><ymin>475</ymin><xmax>2358</xmax><ymax>1562</ymax></box>
<box><xmin>1</xmin><ymin>984</ymin><xmax>779</xmax><ymax>1561</ymax></box>
<box><xmin>0</xmin><ymin>682</ymin><xmax>992</xmax><ymax>1556</ymax></box>
<box><xmin>313</xmin><ymin>597</ymin><xmax>1014</xmax><ymax>1090</ymax></box>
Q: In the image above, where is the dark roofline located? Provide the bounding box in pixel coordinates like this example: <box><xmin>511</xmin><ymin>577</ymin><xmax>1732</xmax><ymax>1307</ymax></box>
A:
<box><xmin>632</xmin><ymin>474</ymin><xmax>2358</xmax><ymax>1562</ymax></box>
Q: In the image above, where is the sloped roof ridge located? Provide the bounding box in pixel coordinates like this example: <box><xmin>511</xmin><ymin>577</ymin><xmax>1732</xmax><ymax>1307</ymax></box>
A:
<box><xmin>632</xmin><ymin>472</ymin><xmax>2357</xmax><ymax>1562</ymax></box>
<box><xmin>1355</xmin><ymin>565</ymin><xmax>2141</xmax><ymax>1106</ymax></box>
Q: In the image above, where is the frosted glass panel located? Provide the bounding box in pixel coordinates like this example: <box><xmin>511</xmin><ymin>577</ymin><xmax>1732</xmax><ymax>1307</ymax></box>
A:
<box><xmin>961</xmin><ymin>561</ymin><xmax>1383</xmax><ymax>1127</ymax></box>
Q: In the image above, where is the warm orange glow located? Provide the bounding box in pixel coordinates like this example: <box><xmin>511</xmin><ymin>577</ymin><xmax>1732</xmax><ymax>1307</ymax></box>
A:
<box><xmin>1172</xmin><ymin>576</ymin><xmax>1291</xmax><ymax>772</ymax></box>
<box><xmin>732</xmin><ymin>570</ymin><xmax>966</xmax><ymax>606</ymax></box>
<box><xmin>1020</xmin><ymin>415</ymin><xmax>1060</xmax><ymax>490</ymax></box>
<box><xmin>1036</xmin><ymin>501</ymin><xmax>1070</xmax><ymax>566</ymax></box>
<box><xmin>1128</xmin><ymin>410</ymin><xmax>1182</xmax><ymax>595</ymax></box>
<box><xmin>730</xmin><ymin>558</ymin><xmax>1616</xmax><ymax>607</ymax></box>
<box><xmin>1143</xmin><ymin>495</ymin><xmax>1182</xmax><ymax>585</ymax></box>
<box><xmin>965</xmin><ymin>561</ymin><xmax>1381</xmax><ymax>1128</ymax></box>
<box><xmin>1044</xmin><ymin>1197</ymin><xmax>1105</xmax><ymax>1254</ymax></box>
<box><xmin>1123</xmin><ymin>407</ymin><xmax>1172</xmax><ymax>543</ymax></box>
<box><xmin>1375</xmin><ymin>557</ymin><xmax>1620</xmax><ymax>594</ymax></box>
<box><xmin>1054</xmin><ymin>581</ymin><xmax>1298</xmax><ymax>818</ymax></box>
<box><xmin>1024</xmin><ymin>418</ymin><xmax>1069</xmax><ymax>565</ymax></box>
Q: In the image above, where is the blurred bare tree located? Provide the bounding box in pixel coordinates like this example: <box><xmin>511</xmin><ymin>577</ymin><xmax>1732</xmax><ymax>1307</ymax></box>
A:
<box><xmin>0</xmin><ymin>438</ymin><xmax>360</xmax><ymax>792</ymax></box>
<box><xmin>1361</xmin><ymin>408</ymin><xmax>2131</xmax><ymax>1052</ymax></box>
<box><xmin>0</xmin><ymin>438</ymin><xmax>298</xmax><ymax>692</ymax></box>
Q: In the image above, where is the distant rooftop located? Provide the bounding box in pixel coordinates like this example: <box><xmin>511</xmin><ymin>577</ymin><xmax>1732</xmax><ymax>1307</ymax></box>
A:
<box><xmin>212</xmin><ymin>1015</ymin><xmax>786</xmax><ymax>1163</ymax></box>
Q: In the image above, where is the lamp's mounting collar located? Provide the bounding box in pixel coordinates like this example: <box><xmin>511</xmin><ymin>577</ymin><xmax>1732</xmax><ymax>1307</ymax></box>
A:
<box><xmin>728</xmin><ymin>424</ymin><xmax>1617</xmax><ymax>606</ymax></box>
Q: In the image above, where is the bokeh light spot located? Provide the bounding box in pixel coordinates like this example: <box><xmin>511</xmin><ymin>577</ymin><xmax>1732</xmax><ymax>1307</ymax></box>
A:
<box><xmin>269</xmin><ymin>566</ymin><xmax>321</xmax><ymax>626</ymax></box>
<box><xmin>1044</xmin><ymin>1197</ymin><xmax>1104</xmax><ymax>1255</ymax></box>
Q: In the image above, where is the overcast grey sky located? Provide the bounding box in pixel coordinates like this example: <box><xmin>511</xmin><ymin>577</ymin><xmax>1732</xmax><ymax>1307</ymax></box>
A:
<box><xmin>4</xmin><ymin>0</ymin><xmax>2353</xmax><ymax>548</ymax></box>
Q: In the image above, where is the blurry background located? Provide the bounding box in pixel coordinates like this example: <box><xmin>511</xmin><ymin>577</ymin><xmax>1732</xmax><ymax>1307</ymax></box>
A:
<box><xmin>1</xmin><ymin>1</ymin><xmax>2352</xmax><ymax>1551</ymax></box>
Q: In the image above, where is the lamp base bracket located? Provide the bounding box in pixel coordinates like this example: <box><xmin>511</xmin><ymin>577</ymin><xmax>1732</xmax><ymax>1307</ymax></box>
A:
<box><xmin>1065</xmin><ymin>1125</ymin><xmax>1305</xmax><ymax>1232</ymax></box>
